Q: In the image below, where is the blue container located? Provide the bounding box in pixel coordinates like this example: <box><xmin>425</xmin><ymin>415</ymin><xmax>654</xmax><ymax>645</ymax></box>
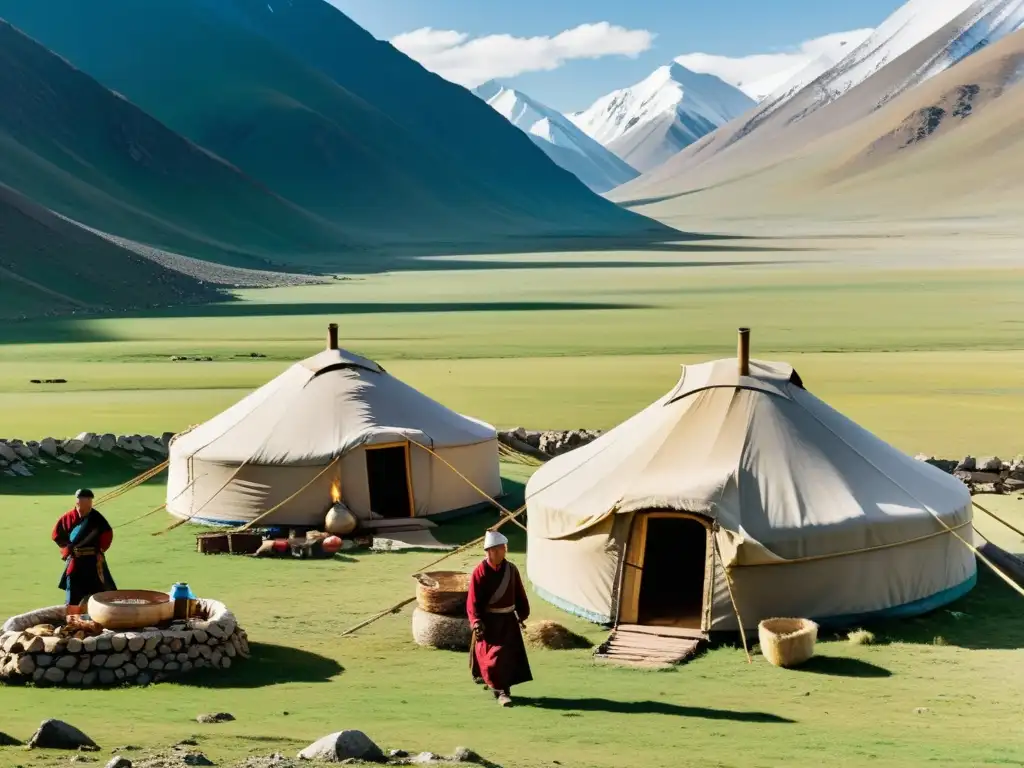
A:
<box><xmin>170</xmin><ymin>582</ymin><xmax>196</xmax><ymax>600</ymax></box>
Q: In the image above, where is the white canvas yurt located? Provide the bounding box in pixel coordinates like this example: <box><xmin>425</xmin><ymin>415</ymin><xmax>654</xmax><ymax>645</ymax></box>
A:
<box><xmin>527</xmin><ymin>329</ymin><xmax>975</xmax><ymax>631</ymax></box>
<box><xmin>166</xmin><ymin>325</ymin><xmax>502</xmax><ymax>527</ymax></box>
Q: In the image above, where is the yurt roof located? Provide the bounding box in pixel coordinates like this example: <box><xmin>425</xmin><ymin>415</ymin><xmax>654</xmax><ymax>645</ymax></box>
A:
<box><xmin>171</xmin><ymin>345</ymin><xmax>495</xmax><ymax>466</ymax></box>
<box><xmin>527</xmin><ymin>351</ymin><xmax>970</xmax><ymax>562</ymax></box>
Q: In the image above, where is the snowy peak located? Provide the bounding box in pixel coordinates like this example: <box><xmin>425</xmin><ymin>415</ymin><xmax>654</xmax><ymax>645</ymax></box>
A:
<box><xmin>569</xmin><ymin>62</ymin><xmax>755</xmax><ymax>172</ymax></box>
<box><xmin>762</xmin><ymin>0</ymin><xmax>1024</xmax><ymax>117</ymax></box>
<box><xmin>472</xmin><ymin>81</ymin><xmax>638</xmax><ymax>194</ymax></box>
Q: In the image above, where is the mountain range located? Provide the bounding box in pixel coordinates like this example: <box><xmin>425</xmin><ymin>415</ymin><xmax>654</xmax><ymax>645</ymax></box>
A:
<box><xmin>473</xmin><ymin>81</ymin><xmax>639</xmax><ymax>194</ymax></box>
<box><xmin>569</xmin><ymin>63</ymin><xmax>756</xmax><ymax>174</ymax></box>
<box><xmin>3</xmin><ymin>0</ymin><xmax>1023</xmax><ymax>319</ymax></box>
<box><xmin>0</xmin><ymin>0</ymin><xmax>672</xmax><ymax>317</ymax></box>
<box><xmin>611</xmin><ymin>0</ymin><xmax>1024</xmax><ymax>228</ymax></box>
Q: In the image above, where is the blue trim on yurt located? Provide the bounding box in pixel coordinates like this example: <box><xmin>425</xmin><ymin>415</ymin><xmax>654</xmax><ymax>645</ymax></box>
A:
<box><xmin>813</xmin><ymin>571</ymin><xmax>977</xmax><ymax>629</ymax></box>
<box><xmin>532</xmin><ymin>584</ymin><xmax>612</xmax><ymax>626</ymax></box>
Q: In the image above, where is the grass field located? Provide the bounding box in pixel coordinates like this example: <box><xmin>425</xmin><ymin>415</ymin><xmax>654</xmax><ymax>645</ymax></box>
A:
<box><xmin>3</xmin><ymin>244</ymin><xmax>1024</xmax><ymax>767</ymax></box>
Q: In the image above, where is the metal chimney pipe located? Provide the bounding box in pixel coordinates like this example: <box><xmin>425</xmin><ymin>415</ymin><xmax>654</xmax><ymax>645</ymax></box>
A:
<box><xmin>737</xmin><ymin>327</ymin><xmax>750</xmax><ymax>376</ymax></box>
<box><xmin>327</xmin><ymin>323</ymin><xmax>339</xmax><ymax>351</ymax></box>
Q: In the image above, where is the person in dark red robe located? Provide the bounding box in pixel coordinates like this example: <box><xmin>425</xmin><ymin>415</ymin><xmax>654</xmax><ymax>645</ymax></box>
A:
<box><xmin>52</xmin><ymin>489</ymin><xmax>117</xmax><ymax>607</ymax></box>
<box><xmin>467</xmin><ymin>529</ymin><xmax>532</xmax><ymax>707</ymax></box>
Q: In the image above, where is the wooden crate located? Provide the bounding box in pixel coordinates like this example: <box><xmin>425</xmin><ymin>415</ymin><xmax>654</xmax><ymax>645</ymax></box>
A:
<box><xmin>196</xmin><ymin>532</ymin><xmax>264</xmax><ymax>555</ymax></box>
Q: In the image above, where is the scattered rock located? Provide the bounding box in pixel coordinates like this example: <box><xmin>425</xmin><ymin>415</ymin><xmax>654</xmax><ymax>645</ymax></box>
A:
<box><xmin>955</xmin><ymin>456</ymin><xmax>976</xmax><ymax>472</ymax></box>
<box><xmin>183</xmin><ymin>754</ymin><xmax>215</xmax><ymax>766</ymax></box>
<box><xmin>297</xmin><ymin>731</ymin><xmax>385</xmax><ymax>763</ymax></box>
<box><xmin>389</xmin><ymin>750</ymin><xmax>410</xmax><ymax>759</ymax></box>
<box><xmin>106</xmin><ymin>757</ymin><xmax>132</xmax><ymax>768</ymax></box>
<box><xmin>27</xmin><ymin>719</ymin><xmax>99</xmax><ymax>751</ymax></box>
<box><xmin>411</xmin><ymin>752</ymin><xmax>442</xmax><ymax>763</ymax></box>
<box><xmin>196</xmin><ymin>713</ymin><xmax>235</xmax><ymax>724</ymax></box>
<box><xmin>914</xmin><ymin>707</ymin><xmax>931</xmax><ymax>714</ymax></box>
<box><xmin>450</xmin><ymin>747</ymin><xmax>480</xmax><ymax>763</ymax></box>
<box><xmin>977</xmin><ymin>456</ymin><xmax>1004</xmax><ymax>471</ymax></box>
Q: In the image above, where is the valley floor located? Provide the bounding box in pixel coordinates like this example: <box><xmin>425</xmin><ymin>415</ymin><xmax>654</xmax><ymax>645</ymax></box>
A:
<box><xmin>2</xmin><ymin>234</ymin><xmax>1024</xmax><ymax>767</ymax></box>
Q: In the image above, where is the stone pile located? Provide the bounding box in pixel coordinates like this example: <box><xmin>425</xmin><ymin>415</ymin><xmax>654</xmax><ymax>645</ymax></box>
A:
<box><xmin>0</xmin><ymin>598</ymin><xmax>248</xmax><ymax>688</ymax></box>
<box><xmin>497</xmin><ymin>427</ymin><xmax>602</xmax><ymax>460</ymax></box>
<box><xmin>0</xmin><ymin>431</ymin><xmax>176</xmax><ymax>478</ymax></box>
<box><xmin>916</xmin><ymin>454</ymin><xmax>1024</xmax><ymax>495</ymax></box>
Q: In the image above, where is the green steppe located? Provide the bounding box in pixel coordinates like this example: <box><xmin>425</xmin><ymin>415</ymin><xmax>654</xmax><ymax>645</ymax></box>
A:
<box><xmin>2</xmin><ymin>244</ymin><xmax>1023</xmax><ymax>767</ymax></box>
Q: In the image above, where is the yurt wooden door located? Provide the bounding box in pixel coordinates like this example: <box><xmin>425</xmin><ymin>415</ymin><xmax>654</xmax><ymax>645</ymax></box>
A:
<box><xmin>365</xmin><ymin>442</ymin><xmax>415</xmax><ymax>518</ymax></box>
<box><xmin>619</xmin><ymin>511</ymin><xmax>713</xmax><ymax>630</ymax></box>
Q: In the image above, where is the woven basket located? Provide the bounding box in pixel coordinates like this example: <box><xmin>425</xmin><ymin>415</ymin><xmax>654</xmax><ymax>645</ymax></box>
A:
<box><xmin>758</xmin><ymin>617</ymin><xmax>819</xmax><ymax>668</ymax></box>
<box><xmin>413</xmin><ymin>571</ymin><xmax>470</xmax><ymax>616</ymax></box>
<box><xmin>411</xmin><ymin>607</ymin><xmax>472</xmax><ymax>651</ymax></box>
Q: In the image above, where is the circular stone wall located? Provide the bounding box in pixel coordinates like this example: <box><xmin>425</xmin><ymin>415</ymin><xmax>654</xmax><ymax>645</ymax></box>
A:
<box><xmin>0</xmin><ymin>598</ymin><xmax>248</xmax><ymax>687</ymax></box>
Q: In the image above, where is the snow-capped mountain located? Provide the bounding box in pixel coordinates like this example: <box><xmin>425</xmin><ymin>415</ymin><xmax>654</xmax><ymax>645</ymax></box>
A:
<box><xmin>761</xmin><ymin>0</ymin><xmax>1024</xmax><ymax>118</ymax></box>
<box><xmin>569</xmin><ymin>63</ymin><xmax>755</xmax><ymax>173</ymax></box>
<box><xmin>612</xmin><ymin>0</ymin><xmax>1024</xmax><ymax>202</ymax></box>
<box><xmin>472</xmin><ymin>81</ymin><xmax>638</xmax><ymax>193</ymax></box>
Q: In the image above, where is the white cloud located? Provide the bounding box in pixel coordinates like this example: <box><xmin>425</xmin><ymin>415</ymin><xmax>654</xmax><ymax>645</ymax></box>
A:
<box><xmin>675</xmin><ymin>28</ymin><xmax>874</xmax><ymax>100</ymax></box>
<box><xmin>391</xmin><ymin>23</ymin><xmax>655</xmax><ymax>88</ymax></box>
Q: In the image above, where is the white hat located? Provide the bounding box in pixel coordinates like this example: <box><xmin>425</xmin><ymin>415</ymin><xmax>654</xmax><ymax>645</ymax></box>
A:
<box><xmin>484</xmin><ymin>530</ymin><xmax>508</xmax><ymax>550</ymax></box>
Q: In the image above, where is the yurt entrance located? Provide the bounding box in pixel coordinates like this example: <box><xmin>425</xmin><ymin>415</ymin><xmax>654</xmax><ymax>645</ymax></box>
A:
<box><xmin>619</xmin><ymin>512</ymin><xmax>712</xmax><ymax>630</ymax></box>
<box><xmin>365</xmin><ymin>442</ymin><xmax>414</xmax><ymax>518</ymax></box>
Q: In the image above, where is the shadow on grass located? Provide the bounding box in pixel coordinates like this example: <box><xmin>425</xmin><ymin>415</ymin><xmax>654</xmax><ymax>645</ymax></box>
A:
<box><xmin>791</xmin><ymin>656</ymin><xmax>892</xmax><ymax>678</ymax></box>
<box><xmin>175</xmin><ymin>642</ymin><xmax>342</xmax><ymax>689</ymax></box>
<box><xmin>837</xmin><ymin>568</ymin><xmax>1024</xmax><ymax>652</ymax></box>
<box><xmin>0</xmin><ymin>453</ymin><xmax>168</xmax><ymax>498</ymax></box>
<box><xmin>122</xmin><ymin>300</ymin><xmax>651</xmax><ymax>321</ymax></box>
<box><xmin>517</xmin><ymin>696</ymin><xmax>794</xmax><ymax>723</ymax></box>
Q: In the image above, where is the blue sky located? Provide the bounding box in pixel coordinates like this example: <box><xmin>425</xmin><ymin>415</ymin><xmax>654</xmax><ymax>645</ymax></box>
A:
<box><xmin>329</xmin><ymin>0</ymin><xmax>899</xmax><ymax>111</ymax></box>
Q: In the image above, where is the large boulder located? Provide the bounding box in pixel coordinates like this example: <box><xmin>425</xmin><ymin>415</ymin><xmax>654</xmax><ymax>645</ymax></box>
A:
<box><xmin>116</xmin><ymin>436</ymin><xmax>145</xmax><ymax>454</ymax></box>
<box><xmin>62</xmin><ymin>438</ymin><xmax>86</xmax><ymax>455</ymax></box>
<box><xmin>140</xmin><ymin>436</ymin><xmax>168</xmax><ymax>457</ymax></box>
<box><xmin>98</xmin><ymin>434</ymin><xmax>117</xmax><ymax>452</ymax></box>
<box><xmin>0</xmin><ymin>442</ymin><xmax>16</xmax><ymax>462</ymax></box>
<box><xmin>39</xmin><ymin>437</ymin><xmax>59</xmax><ymax>458</ymax></box>
<box><xmin>27</xmin><ymin>719</ymin><xmax>99</xmax><ymax>751</ymax></box>
<box><xmin>10</xmin><ymin>462</ymin><xmax>33</xmax><ymax>477</ymax></box>
<box><xmin>298</xmin><ymin>730</ymin><xmax>385</xmax><ymax>763</ymax></box>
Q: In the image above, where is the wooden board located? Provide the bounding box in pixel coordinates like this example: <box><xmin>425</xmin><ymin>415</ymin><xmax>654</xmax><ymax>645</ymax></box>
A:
<box><xmin>594</xmin><ymin>625</ymin><xmax>707</xmax><ymax>668</ymax></box>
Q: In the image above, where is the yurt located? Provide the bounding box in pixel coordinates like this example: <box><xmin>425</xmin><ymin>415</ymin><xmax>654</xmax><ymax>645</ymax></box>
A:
<box><xmin>166</xmin><ymin>325</ymin><xmax>502</xmax><ymax>527</ymax></box>
<box><xmin>527</xmin><ymin>329</ymin><xmax>975</xmax><ymax>631</ymax></box>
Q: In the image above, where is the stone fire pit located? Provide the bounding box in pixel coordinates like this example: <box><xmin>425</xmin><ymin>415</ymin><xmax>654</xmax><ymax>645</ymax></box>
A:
<box><xmin>0</xmin><ymin>598</ymin><xmax>249</xmax><ymax>687</ymax></box>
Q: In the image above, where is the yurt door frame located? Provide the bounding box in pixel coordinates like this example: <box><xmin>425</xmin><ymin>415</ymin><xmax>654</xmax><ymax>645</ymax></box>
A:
<box><xmin>364</xmin><ymin>440</ymin><xmax>416</xmax><ymax>518</ymax></box>
<box><xmin>618</xmin><ymin>511</ymin><xmax>714</xmax><ymax>631</ymax></box>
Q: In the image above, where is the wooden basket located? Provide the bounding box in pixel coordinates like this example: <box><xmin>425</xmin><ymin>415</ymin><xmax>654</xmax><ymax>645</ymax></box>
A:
<box><xmin>413</xmin><ymin>571</ymin><xmax>470</xmax><ymax>616</ymax></box>
<box><xmin>88</xmin><ymin>590</ymin><xmax>174</xmax><ymax>631</ymax></box>
<box><xmin>758</xmin><ymin>617</ymin><xmax>819</xmax><ymax>668</ymax></box>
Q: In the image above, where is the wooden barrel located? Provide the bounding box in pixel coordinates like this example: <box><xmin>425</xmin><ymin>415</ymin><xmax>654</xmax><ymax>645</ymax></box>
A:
<box><xmin>412</xmin><ymin>571</ymin><xmax>470</xmax><ymax>616</ymax></box>
<box><xmin>87</xmin><ymin>590</ymin><xmax>174</xmax><ymax>630</ymax></box>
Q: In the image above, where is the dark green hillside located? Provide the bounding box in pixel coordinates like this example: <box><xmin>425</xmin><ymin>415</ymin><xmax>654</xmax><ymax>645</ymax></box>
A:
<box><xmin>0</xmin><ymin>19</ymin><xmax>351</xmax><ymax>268</ymax></box>
<box><xmin>0</xmin><ymin>183</ymin><xmax>223</xmax><ymax>319</ymax></box>
<box><xmin>0</xmin><ymin>0</ymin><xmax>672</xmax><ymax>248</ymax></box>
